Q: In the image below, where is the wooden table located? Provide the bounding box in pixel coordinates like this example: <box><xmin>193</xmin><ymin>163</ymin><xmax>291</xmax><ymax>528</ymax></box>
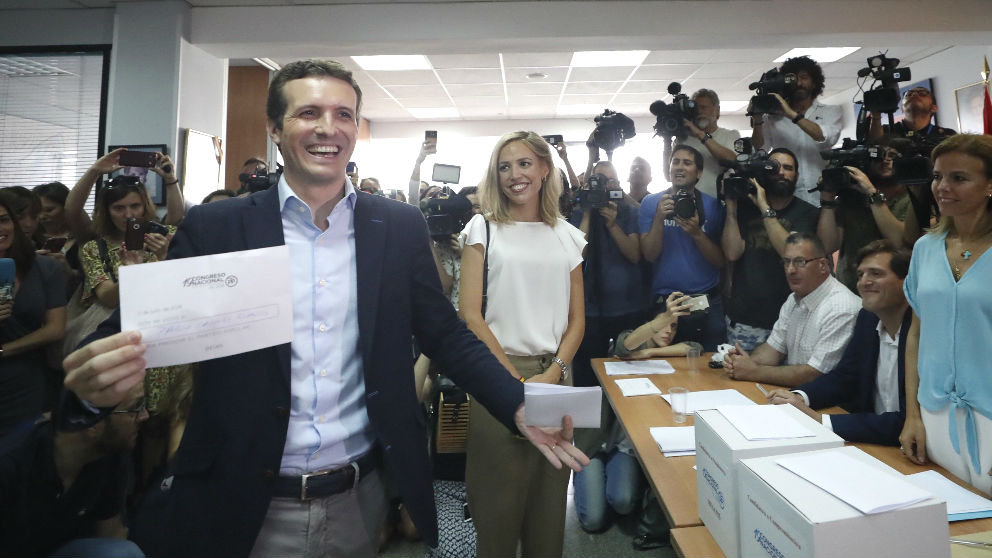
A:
<box><xmin>593</xmin><ymin>356</ymin><xmax>992</xmax><ymax>557</ymax></box>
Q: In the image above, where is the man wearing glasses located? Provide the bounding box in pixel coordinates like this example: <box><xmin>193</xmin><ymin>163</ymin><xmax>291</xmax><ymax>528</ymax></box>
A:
<box><xmin>868</xmin><ymin>86</ymin><xmax>957</xmax><ymax>147</ymax></box>
<box><xmin>0</xmin><ymin>386</ymin><xmax>148</xmax><ymax>557</ymax></box>
<box><xmin>723</xmin><ymin>232</ymin><xmax>860</xmax><ymax>387</ymax></box>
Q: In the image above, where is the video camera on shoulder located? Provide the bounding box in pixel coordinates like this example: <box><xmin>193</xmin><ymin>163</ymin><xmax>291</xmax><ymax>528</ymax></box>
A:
<box><xmin>424</xmin><ymin>187</ymin><xmax>473</xmax><ymax>240</ymax></box>
<box><xmin>591</xmin><ymin>109</ymin><xmax>636</xmax><ymax>155</ymax></box>
<box><xmin>720</xmin><ymin>138</ymin><xmax>780</xmax><ymax>201</ymax></box>
<box><xmin>747</xmin><ymin>68</ymin><xmax>796</xmax><ymax>115</ymax></box>
<box><xmin>814</xmin><ymin>139</ymin><xmax>881</xmax><ymax>193</ymax></box>
<box><xmin>239</xmin><ymin>166</ymin><xmax>281</xmax><ymax>194</ymax></box>
<box><xmin>650</xmin><ymin>82</ymin><xmax>697</xmax><ymax>140</ymax></box>
<box><xmin>575</xmin><ymin>173</ymin><xmax>624</xmax><ymax>210</ymax></box>
<box><xmin>857</xmin><ymin>54</ymin><xmax>912</xmax><ymax>114</ymax></box>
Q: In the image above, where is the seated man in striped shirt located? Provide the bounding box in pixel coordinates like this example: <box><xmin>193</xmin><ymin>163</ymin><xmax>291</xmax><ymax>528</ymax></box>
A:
<box><xmin>723</xmin><ymin>232</ymin><xmax>860</xmax><ymax>387</ymax></box>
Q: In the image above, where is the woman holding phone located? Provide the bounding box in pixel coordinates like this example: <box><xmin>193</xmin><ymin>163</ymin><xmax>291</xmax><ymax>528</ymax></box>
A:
<box><xmin>459</xmin><ymin>131</ymin><xmax>586</xmax><ymax>558</ymax></box>
<box><xmin>0</xmin><ymin>192</ymin><xmax>66</xmax><ymax>435</ymax></box>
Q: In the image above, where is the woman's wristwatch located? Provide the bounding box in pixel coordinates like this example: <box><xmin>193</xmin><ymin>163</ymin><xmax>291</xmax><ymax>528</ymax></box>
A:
<box><xmin>551</xmin><ymin>356</ymin><xmax>569</xmax><ymax>381</ymax></box>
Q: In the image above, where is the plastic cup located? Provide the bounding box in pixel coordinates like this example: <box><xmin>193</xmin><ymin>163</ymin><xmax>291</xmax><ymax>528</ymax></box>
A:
<box><xmin>687</xmin><ymin>346</ymin><xmax>702</xmax><ymax>372</ymax></box>
<box><xmin>670</xmin><ymin>387</ymin><xmax>689</xmax><ymax>424</ymax></box>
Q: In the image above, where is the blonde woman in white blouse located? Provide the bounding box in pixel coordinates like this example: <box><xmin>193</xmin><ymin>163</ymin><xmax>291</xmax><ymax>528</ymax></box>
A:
<box><xmin>459</xmin><ymin>131</ymin><xmax>586</xmax><ymax>558</ymax></box>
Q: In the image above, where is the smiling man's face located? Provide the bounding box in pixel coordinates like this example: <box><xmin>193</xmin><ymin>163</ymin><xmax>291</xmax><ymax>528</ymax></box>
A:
<box><xmin>267</xmin><ymin>76</ymin><xmax>358</xmax><ymax>191</ymax></box>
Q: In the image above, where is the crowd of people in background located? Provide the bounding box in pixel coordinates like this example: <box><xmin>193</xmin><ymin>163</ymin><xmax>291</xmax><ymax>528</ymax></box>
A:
<box><xmin>2</xmin><ymin>55</ymin><xmax>991</xmax><ymax>558</ymax></box>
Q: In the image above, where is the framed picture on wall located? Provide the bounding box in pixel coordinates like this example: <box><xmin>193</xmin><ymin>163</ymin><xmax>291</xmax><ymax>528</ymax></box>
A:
<box><xmin>107</xmin><ymin>144</ymin><xmax>168</xmax><ymax>205</ymax></box>
<box><xmin>955</xmin><ymin>81</ymin><xmax>989</xmax><ymax>134</ymax></box>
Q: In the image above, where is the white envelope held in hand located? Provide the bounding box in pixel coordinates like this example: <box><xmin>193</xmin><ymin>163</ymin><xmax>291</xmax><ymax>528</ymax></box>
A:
<box><xmin>120</xmin><ymin>246</ymin><xmax>294</xmax><ymax>368</ymax></box>
<box><xmin>523</xmin><ymin>383</ymin><xmax>602</xmax><ymax>428</ymax></box>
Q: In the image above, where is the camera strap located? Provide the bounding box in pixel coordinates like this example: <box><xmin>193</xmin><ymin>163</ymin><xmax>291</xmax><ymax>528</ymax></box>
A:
<box><xmin>96</xmin><ymin>237</ymin><xmax>117</xmax><ymax>283</ymax></box>
<box><xmin>482</xmin><ymin>219</ymin><xmax>490</xmax><ymax>318</ymax></box>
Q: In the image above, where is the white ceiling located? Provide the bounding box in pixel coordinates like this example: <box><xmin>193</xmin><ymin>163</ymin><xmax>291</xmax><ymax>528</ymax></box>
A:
<box><xmin>1</xmin><ymin>0</ymin><xmax>985</xmax><ymax>123</ymax></box>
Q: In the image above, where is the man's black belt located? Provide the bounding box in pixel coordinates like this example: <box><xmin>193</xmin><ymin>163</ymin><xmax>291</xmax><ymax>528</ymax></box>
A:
<box><xmin>273</xmin><ymin>450</ymin><xmax>378</xmax><ymax>500</ymax></box>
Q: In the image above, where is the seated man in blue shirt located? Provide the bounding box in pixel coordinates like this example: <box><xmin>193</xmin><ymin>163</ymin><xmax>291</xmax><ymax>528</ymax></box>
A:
<box><xmin>639</xmin><ymin>145</ymin><xmax>725</xmax><ymax>350</ymax></box>
<box><xmin>766</xmin><ymin>240</ymin><xmax>911</xmax><ymax>445</ymax></box>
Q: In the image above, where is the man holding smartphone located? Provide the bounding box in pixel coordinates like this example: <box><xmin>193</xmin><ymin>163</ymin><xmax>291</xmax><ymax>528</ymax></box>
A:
<box><xmin>60</xmin><ymin>59</ymin><xmax>587</xmax><ymax>557</ymax></box>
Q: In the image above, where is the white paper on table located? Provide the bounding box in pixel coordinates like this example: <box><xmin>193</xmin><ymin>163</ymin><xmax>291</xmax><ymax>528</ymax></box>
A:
<box><xmin>664</xmin><ymin>449</ymin><xmax>696</xmax><ymax>457</ymax></box>
<box><xmin>906</xmin><ymin>470</ymin><xmax>992</xmax><ymax>515</ymax></box>
<box><xmin>718</xmin><ymin>405</ymin><xmax>816</xmax><ymax>440</ymax></box>
<box><xmin>776</xmin><ymin>450</ymin><xmax>933</xmax><ymax>514</ymax></box>
<box><xmin>524</xmin><ymin>383</ymin><xmax>602</xmax><ymax>428</ymax></box>
<box><xmin>614</xmin><ymin>378</ymin><xmax>662</xmax><ymax>397</ymax></box>
<box><xmin>604</xmin><ymin>360</ymin><xmax>676</xmax><ymax>376</ymax></box>
<box><xmin>660</xmin><ymin>389</ymin><xmax>755</xmax><ymax>415</ymax></box>
<box><xmin>649</xmin><ymin>426</ymin><xmax>696</xmax><ymax>453</ymax></box>
<box><xmin>119</xmin><ymin>246</ymin><xmax>294</xmax><ymax>368</ymax></box>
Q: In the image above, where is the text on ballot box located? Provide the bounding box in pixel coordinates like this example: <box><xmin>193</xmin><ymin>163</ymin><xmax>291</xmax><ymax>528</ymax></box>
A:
<box><xmin>737</xmin><ymin>446</ymin><xmax>948</xmax><ymax>558</ymax></box>
<box><xmin>694</xmin><ymin>405</ymin><xmax>843</xmax><ymax>558</ymax></box>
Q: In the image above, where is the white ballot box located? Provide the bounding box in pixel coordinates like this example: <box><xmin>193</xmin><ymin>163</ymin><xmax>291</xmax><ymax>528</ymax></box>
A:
<box><xmin>695</xmin><ymin>405</ymin><xmax>844</xmax><ymax>557</ymax></box>
<box><xmin>737</xmin><ymin>446</ymin><xmax>949</xmax><ymax>558</ymax></box>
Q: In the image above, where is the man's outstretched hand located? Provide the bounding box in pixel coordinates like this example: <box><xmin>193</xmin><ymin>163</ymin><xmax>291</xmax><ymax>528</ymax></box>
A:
<box><xmin>514</xmin><ymin>405</ymin><xmax>590</xmax><ymax>472</ymax></box>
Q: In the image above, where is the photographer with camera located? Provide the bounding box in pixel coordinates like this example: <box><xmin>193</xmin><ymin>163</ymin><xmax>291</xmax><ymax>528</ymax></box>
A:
<box><xmin>666</xmin><ymin>89</ymin><xmax>740</xmax><ymax>198</ymax></box>
<box><xmin>722</xmin><ymin>148</ymin><xmax>819</xmax><ymax>350</ymax></box>
<box><xmin>639</xmin><ymin>145</ymin><xmax>726</xmax><ymax>350</ymax></box>
<box><xmin>569</xmin><ymin>161</ymin><xmax>643</xmax><ymax>388</ymax></box>
<box><xmin>751</xmin><ymin>56</ymin><xmax>842</xmax><ymax>207</ymax></box>
<box><xmin>868</xmin><ymin>86</ymin><xmax>956</xmax><ymax>149</ymax></box>
<box><xmin>818</xmin><ymin>138</ymin><xmax>914</xmax><ymax>292</ymax></box>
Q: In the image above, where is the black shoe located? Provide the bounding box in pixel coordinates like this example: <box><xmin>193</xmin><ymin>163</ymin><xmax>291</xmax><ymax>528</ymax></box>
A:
<box><xmin>632</xmin><ymin>534</ymin><xmax>668</xmax><ymax>551</ymax></box>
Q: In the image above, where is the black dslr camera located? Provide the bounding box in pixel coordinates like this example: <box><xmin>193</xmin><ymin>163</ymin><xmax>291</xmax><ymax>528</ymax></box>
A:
<box><xmin>858</xmin><ymin>54</ymin><xmax>912</xmax><ymax>114</ymax></box>
<box><xmin>650</xmin><ymin>82</ymin><xmax>698</xmax><ymax>140</ymax></box>
<box><xmin>591</xmin><ymin>109</ymin><xmax>636</xmax><ymax>154</ymax></box>
<box><xmin>747</xmin><ymin>68</ymin><xmax>796</xmax><ymax>115</ymax></box>
<box><xmin>576</xmin><ymin>173</ymin><xmax>624</xmax><ymax>210</ymax></box>
<box><xmin>815</xmin><ymin>139</ymin><xmax>880</xmax><ymax>193</ymax></box>
<box><xmin>671</xmin><ymin>188</ymin><xmax>697</xmax><ymax>220</ymax></box>
<box><xmin>721</xmin><ymin>139</ymin><xmax>781</xmax><ymax>201</ymax></box>
<box><xmin>423</xmin><ymin>187</ymin><xmax>473</xmax><ymax>240</ymax></box>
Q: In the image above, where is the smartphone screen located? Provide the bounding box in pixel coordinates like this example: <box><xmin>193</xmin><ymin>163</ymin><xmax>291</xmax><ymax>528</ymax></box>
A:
<box><xmin>346</xmin><ymin>162</ymin><xmax>357</xmax><ymax>173</ymax></box>
<box><xmin>124</xmin><ymin>218</ymin><xmax>145</xmax><ymax>251</ymax></box>
<box><xmin>0</xmin><ymin>258</ymin><xmax>14</xmax><ymax>302</ymax></box>
<box><xmin>542</xmin><ymin>134</ymin><xmax>563</xmax><ymax>145</ymax></box>
<box><xmin>118</xmin><ymin>150</ymin><xmax>157</xmax><ymax>168</ymax></box>
<box><xmin>425</xmin><ymin>130</ymin><xmax>437</xmax><ymax>144</ymax></box>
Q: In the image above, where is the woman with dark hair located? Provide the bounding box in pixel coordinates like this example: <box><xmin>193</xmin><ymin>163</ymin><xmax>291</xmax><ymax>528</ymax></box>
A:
<box><xmin>34</xmin><ymin>181</ymin><xmax>71</xmax><ymax>242</ymax></box>
<box><xmin>459</xmin><ymin>130</ymin><xmax>586</xmax><ymax>557</ymax></box>
<box><xmin>2</xmin><ymin>186</ymin><xmax>44</xmax><ymax>248</ymax></box>
<box><xmin>0</xmin><ymin>192</ymin><xmax>67</xmax><ymax>435</ymax></box>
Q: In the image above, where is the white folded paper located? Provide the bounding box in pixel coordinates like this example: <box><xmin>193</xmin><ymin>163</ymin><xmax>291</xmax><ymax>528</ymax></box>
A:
<box><xmin>906</xmin><ymin>470</ymin><xmax>992</xmax><ymax>519</ymax></box>
<box><xmin>718</xmin><ymin>405</ymin><xmax>815</xmax><ymax>440</ymax></box>
<box><xmin>649</xmin><ymin>426</ymin><xmax>696</xmax><ymax>456</ymax></box>
<box><xmin>660</xmin><ymin>389</ymin><xmax>755</xmax><ymax>415</ymax></box>
<box><xmin>120</xmin><ymin>246</ymin><xmax>294</xmax><ymax>368</ymax></box>
<box><xmin>524</xmin><ymin>383</ymin><xmax>602</xmax><ymax>428</ymax></box>
<box><xmin>614</xmin><ymin>377</ymin><xmax>662</xmax><ymax>397</ymax></box>
<box><xmin>604</xmin><ymin>360</ymin><xmax>675</xmax><ymax>376</ymax></box>
<box><xmin>776</xmin><ymin>450</ymin><xmax>933</xmax><ymax>514</ymax></box>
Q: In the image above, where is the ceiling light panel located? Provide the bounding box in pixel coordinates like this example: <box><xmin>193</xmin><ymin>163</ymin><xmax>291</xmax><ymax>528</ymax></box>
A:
<box><xmin>774</xmin><ymin>47</ymin><xmax>860</xmax><ymax>63</ymax></box>
<box><xmin>351</xmin><ymin>55</ymin><xmax>432</xmax><ymax>71</ymax></box>
<box><xmin>564</xmin><ymin>81</ymin><xmax>626</xmax><ymax>96</ymax></box>
<box><xmin>631</xmin><ymin>64</ymin><xmax>699</xmax><ymax>81</ymax></box>
<box><xmin>568</xmin><ymin>66</ymin><xmax>637</xmax><ymax>82</ymax></box>
<box><xmin>571</xmin><ymin>50</ymin><xmax>649</xmax><ymax>68</ymax></box>
<box><xmin>643</xmin><ymin>50</ymin><xmax>715</xmax><ymax>64</ymax></box>
<box><xmin>364</xmin><ymin>70</ymin><xmax>439</xmax><ymax>86</ymax></box>
<box><xmin>427</xmin><ymin>53</ymin><xmax>500</xmax><ymax>69</ymax></box>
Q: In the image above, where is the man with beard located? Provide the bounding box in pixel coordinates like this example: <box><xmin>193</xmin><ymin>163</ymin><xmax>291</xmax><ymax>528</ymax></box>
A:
<box><xmin>818</xmin><ymin>138</ymin><xmax>913</xmax><ymax>292</ymax></box>
<box><xmin>671</xmin><ymin>89</ymin><xmax>741</xmax><ymax>198</ymax></box>
<box><xmin>722</xmin><ymin>148</ymin><xmax>819</xmax><ymax>350</ymax></box>
<box><xmin>868</xmin><ymin>86</ymin><xmax>956</xmax><ymax>151</ymax></box>
<box><xmin>1</xmin><ymin>385</ymin><xmax>148</xmax><ymax>557</ymax></box>
<box><xmin>640</xmin><ymin>145</ymin><xmax>726</xmax><ymax>350</ymax></box>
<box><xmin>751</xmin><ymin>56</ymin><xmax>842</xmax><ymax>207</ymax></box>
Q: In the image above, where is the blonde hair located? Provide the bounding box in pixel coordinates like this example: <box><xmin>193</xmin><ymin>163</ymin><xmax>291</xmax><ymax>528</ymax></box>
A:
<box><xmin>929</xmin><ymin>134</ymin><xmax>992</xmax><ymax>237</ymax></box>
<box><xmin>480</xmin><ymin>131</ymin><xmax>562</xmax><ymax>226</ymax></box>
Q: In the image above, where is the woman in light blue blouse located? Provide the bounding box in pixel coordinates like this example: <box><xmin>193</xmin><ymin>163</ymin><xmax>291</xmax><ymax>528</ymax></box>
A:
<box><xmin>900</xmin><ymin>134</ymin><xmax>992</xmax><ymax>495</ymax></box>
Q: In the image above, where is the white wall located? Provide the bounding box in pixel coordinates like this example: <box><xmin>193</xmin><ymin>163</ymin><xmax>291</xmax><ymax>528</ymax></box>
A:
<box><xmin>0</xmin><ymin>9</ymin><xmax>114</xmax><ymax>47</ymax></box>
<box><xmin>178</xmin><ymin>40</ymin><xmax>229</xmax><ymax>194</ymax></box>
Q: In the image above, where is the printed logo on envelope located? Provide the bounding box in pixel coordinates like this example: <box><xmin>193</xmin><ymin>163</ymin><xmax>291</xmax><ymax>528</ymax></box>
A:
<box><xmin>183</xmin><ymin>272</ymin><xmax>238</xmax><ymax>288</ymax></box>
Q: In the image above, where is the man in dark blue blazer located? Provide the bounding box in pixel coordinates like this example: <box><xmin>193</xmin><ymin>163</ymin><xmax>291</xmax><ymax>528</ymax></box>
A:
<box><xmin>767</xmin><ymin>240</ymin><xmax>911</xmax><ymax>446</ymax></box>
<box><xmin>61</xmin><ymin>59</ymin><xmax>587</xmax><ymax>557</ymax></box>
